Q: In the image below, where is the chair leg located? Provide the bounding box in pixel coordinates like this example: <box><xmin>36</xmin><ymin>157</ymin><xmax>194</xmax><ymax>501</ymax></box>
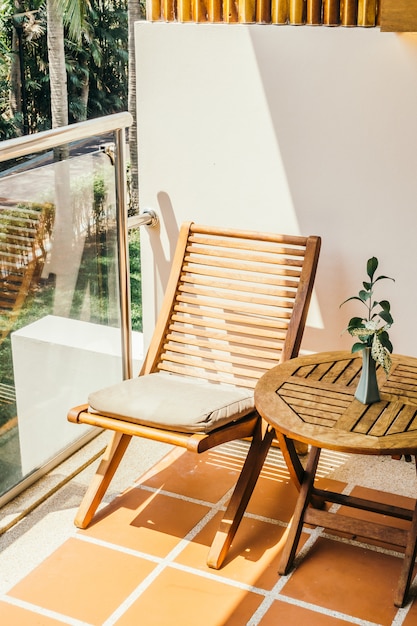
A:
<box><xmin>207</xmin><ymin>420</ymin><xmax>275</xmax><ymax>569</ymax></box>
<box><xmin>74</xmin><ymin>432</ymin><xmax>132</xmax><ymax>529</ymax></box>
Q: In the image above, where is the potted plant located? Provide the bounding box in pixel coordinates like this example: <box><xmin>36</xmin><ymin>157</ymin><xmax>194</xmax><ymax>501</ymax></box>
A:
<box><xmin>340</xmin><ymin>256</ymin><xmax>394</xmax><ymax>404</ymax></box>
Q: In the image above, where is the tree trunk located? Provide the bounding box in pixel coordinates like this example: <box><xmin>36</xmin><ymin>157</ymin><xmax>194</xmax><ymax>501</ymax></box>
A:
<box><xmin>79</xmin><ymin>74</ymin><xmax>89</xmax><ymax>121</ymax></box>
<box><xmin>128</xmin><ymin>0</ymin><xmax>141</xmax><ymax>216</ymax></box>
<box><xmin>10</xmin><ymin>0</ymin><xmax>23</xmax><ymax>134</ymax></box>
<box><xmin>47</xmin><ymin>0</ymin><xmax>68</xmax><ymax>159</ymax></box>
<box><xmin>10</xmin><ymin>30</ymin><xmax>22</xmax><ymax>124</ymax></box>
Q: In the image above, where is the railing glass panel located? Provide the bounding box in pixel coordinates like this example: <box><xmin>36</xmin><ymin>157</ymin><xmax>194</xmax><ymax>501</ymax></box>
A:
<box><xmin>0</xmin><ymin>114</ymin><xmax>140</xmax><ymax>503</ymax></box>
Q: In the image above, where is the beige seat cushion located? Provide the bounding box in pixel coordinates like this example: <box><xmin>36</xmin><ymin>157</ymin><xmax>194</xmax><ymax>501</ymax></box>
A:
<box><xmin>88</xmin><ymin>372</ymin><xmax>255</xmax><ymax>434</ymax></box>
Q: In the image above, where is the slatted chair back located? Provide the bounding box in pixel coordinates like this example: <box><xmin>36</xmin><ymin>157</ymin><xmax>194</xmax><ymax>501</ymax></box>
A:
<box><xmin>142</xmin><ymin>223</ymin><xmax>319</xmax><ymax>386</ymax></box>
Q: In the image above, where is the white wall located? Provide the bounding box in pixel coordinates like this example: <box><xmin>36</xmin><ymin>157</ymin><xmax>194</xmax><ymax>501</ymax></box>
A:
<box><xmin>135</xmin><ymin>23</ymin><xmax>417</xmax><ymax>359</ymax></box>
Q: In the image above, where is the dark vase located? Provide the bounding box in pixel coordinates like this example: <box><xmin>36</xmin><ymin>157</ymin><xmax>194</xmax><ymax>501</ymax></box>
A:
<box><xmin>355</xmin><ymin>347</ymin><xmax>380</xmax><ymax>404</ymax></box>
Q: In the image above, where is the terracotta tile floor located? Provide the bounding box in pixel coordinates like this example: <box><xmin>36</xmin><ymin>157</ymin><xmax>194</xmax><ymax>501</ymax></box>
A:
<box><xmin>2</xmin><ymin>441</ymin><xmax>417</xmax><ymax>625</ymax></box>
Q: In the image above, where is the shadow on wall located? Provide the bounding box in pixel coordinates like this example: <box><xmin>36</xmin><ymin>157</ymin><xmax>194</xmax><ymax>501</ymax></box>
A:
<box><xmin>249</xmin><ymin>27</ymin><xmax>417</xmax><ymax>356</ymax></box>
<box><xmin>145</xmin><ymin>192</ymin><xmax>180</xmax><ymax>319</ymax></box>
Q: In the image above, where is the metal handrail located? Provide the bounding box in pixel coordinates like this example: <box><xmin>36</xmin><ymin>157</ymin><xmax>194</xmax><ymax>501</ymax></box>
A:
<box><xmin>0</xmin><ymin>112</ymin><xmax>144</xmax><ymax>381</ymax></box>
<box><xmin>0</xmin><ymin>112</ymin><xmax>132</xmax><ymax>162</ymax></box>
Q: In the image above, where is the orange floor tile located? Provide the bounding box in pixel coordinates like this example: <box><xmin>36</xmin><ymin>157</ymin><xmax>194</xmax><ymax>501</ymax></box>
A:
<box><xmin>2</xmin><ymin>442</ymin><xmax>417</xmax><ymax>625</ymax></box>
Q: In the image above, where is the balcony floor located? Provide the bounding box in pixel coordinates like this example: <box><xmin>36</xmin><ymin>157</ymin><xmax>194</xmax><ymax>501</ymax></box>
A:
<box><xmin>1</xmin><ymin>433</ymin><xmax>417</xmax><ymax>625</ymax></box>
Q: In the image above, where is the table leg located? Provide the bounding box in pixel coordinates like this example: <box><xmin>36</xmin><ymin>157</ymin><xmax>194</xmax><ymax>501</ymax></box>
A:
<box><xmin>275</xmin><ymin>431</ymin><xmax>305</xmax><ymax>490</ymax></box>
<box><xmin>278</xmin><ymin>446</ymin><xmax>321</xmax><ymax>576</ymax></box>
<box><xmin>394</xmin><ymin>455</ymin><xmax>417</xmax><ymax>607</ymax></box>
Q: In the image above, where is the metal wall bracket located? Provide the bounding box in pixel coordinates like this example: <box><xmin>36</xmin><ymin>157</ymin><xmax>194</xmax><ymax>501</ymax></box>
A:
<box><xmin>127</xmin><ymin>209</ymin><xmax>159</xmax><ymax>229</ymax></box>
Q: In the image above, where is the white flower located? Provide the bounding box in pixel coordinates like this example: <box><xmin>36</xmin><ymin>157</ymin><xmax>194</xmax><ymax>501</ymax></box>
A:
<box><xmin>371</xmin><ymin>334</ymin><xmax>392</xmax><ymax>376</ymax></box>
<box><xmin>364</xmin><ymin>320</ymin><xmax>378</xmax><ymax>331</ymax></box>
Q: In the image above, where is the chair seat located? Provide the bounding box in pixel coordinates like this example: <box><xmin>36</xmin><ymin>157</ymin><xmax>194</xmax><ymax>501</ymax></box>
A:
<box><xmin>88</xmin><ymin>372</ymin><xmax>255</xmax><ymax>434</ymax></box>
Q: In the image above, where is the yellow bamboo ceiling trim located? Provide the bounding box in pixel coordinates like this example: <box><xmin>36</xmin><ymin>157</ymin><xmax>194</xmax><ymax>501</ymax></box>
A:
<box><xmin>147</xmin><ymin>0</ymin><xmax>380</xmax><ymax>26</ymax></box>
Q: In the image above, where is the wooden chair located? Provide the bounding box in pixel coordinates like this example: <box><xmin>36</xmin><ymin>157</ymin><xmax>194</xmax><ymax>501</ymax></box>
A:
<box><xmin>68</xmin><ymin>222</ymin><xmax>321</xmax><ymax>568</ymax></box>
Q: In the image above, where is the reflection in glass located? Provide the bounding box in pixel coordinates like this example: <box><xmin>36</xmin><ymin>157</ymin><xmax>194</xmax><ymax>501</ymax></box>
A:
<box><xmin>0</xmin><ymin>146</ymin><xmax>119</xmax><ymax>495</ymax></box>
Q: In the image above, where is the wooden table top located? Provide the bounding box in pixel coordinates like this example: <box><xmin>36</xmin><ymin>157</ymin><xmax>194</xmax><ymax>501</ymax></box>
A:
<box><xmin>254</xmin><ymin>351</ymin><xmax>417</xmax><ymax>456</ymax></box>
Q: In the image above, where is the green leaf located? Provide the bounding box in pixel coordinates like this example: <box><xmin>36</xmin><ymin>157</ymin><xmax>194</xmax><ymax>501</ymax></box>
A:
<box><xmin>347</xmin><ymin>317</ymin><xmax>365</xmax><ymax>330</ymax></box>
<box><xmin>340</xmin><ymin>296</ymin><xmax>365</xmax><ymax>308</ymax></box>
<box><xmin>358</xmin><ymin>289</ymin><xmax>371</xmax><ymax>302</ymax></box>
<box><xmin>378</xmin><ymin>330</ymin><xmax>393</xmax><ymax>353</ymax></box>
<box><xmin>379</xmin><ymin>310</ymin><xmax>393</xmax><ymax>325</ymax></box>
<box><xmin>379</xmin><ymin>300</ymin><xmax>391</xmax><ymax>312</ymax></box>
<box><xmin>373</xmin><ymin>275</ymin><xmax>394</xmax><ymax>284</ymax></box>
<box><xmin>367</xmin><ymin>257</ymin><xmax>378</xmax><ymax>280</ymax></box>
<box><xmin>351</xmin><ymin>343</ymin><xmax>366</xmax><ymax>353</ymax></box>
<box><xmin>362</xmin><ymin>281</ymin><xmax>372</xmax><ymax>291</ymax></box>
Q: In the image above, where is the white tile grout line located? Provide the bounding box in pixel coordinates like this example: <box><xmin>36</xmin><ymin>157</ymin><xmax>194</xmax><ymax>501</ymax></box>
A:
<box><xmin>2</xmin><ymin>445</ymin><xmax>416</xmax><ymax>626</ymax></box>
<box><xmin>101</xmin><ymin>486</ymin><xmax>233</xmax><ymax>626</ymax></box>
<box><xmin>1</xmin><ymin>596</ymin><xmax>93</xmax><ymax>626</ymax></box>
<box><xmin>72</xmin><ymin>479</ymin><xmax>411</xmax><ymax>626</ymax></box>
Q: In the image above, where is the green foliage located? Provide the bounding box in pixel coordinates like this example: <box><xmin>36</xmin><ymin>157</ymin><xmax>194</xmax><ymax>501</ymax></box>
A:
<box><xmin>129</xmin><ymin>228</ymin><xmax>142</xmax><ymax>331</ymax></box>
<box><xmin>340</xmin><ymin>257</ymin><xmax>394</xmax><ymax>374</ymax></box>
<box><xmin>0</xmin><ymin>0</ymin><xmax>128</xmax><ymax>137</ymax></box>
<box><xmin>66</xmin><ymin>0</ymin><xmax>128</xmax><ymax>122</ymax></box>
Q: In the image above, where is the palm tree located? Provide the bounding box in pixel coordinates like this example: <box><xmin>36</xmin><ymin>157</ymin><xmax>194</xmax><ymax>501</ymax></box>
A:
<box><xmin>47</xmin><ymin>0</ymin><xmax>69</xmax><ymax>154</ymax></box>
<box><xmin>127</xmin><ymin>0</ymin><xmax>145</xmax><ymax>215</ymax></box>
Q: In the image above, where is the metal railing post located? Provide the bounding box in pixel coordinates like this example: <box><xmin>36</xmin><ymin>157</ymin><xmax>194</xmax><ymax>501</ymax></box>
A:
<box><xmin>114</xmin><ymin>129</ymin><xmax>132</xmax><ymax>381</ymax></box>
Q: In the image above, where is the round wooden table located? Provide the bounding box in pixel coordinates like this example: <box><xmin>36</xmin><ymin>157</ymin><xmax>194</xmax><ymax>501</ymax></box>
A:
<box><xmin>254</xmin><ymin>350</ymin><xmax>417</xmax><ymax>607</ymax></box>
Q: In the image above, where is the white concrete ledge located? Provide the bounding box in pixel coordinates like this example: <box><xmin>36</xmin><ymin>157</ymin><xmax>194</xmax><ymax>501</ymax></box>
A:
<box><xmin>12</xmin><ymin>315</ymin><xmax>143</xmax><ymax>475</ymax></box>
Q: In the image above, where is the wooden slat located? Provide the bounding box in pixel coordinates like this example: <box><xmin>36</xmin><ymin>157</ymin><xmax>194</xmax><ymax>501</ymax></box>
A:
<box><xmin>175</xmin><ymin>294</ymin><xmax>296</xmax><ymax>316</ymax></box>
<box><xmin>181</xmin><ymin>263</ymin><xmax>302</xmax><ymax>285</ymax></box>
<box><xmin>166</xmin><ymin>331</ymin><xmax>282</xmax><ymax>359</ymax></box>
<box><xmin>341</xmin><ymin>0</ymin><xmax>357</xmax><ymax>25</ymax></box>
<box><xmin>180</xmin><ymin>272</ymin><xmax>300</xmax><ymax>292</ymax></box>
<box><xmin>305</xmin><ymin>508</ymin><xmax>409</xmax><ymax>548</ymax></box>
<box><xmin>177</xmin><ymin>282</ymin><xmax>297</xmax><ymax>305</ymax></box>
<box><xmin>168</xmin><ymin>322</ymin><xmax>287</xmax><ymax>346</ymax></box>
<box><xmin>193</xmin><ymin>0</ymin><xmax>208</xmax><ymax>20</ymax></box>
<box><xmin>146</xmin><ymin>0</ymin><xmax>162</xmax><ymax>19</ymax></box>
<box><xmin>162</xmin><ymin>342</ymin><xmax>278</xmax><ymax>369</ymax></box>
<box><xmin>173</xmin><ymin>303</ymin><xmax>292</xmax><ymax>328</ymax></box>
<box><xmin>171</xmin><ymin>313</ymin><xmax>290</xmax><ymax>338</ymax></box>
<box><xmin>239</xmin><ymin>0</ymin><xmax>256</xmax><ymax>21</ymax></box>
<box><xmin>357</xmin><ymin>0</ymin><xmax>377</xmax><ymax>27</ymax></box>
<box><xmin>352</xmin><ymin>401</ymin><xmax>389</xmax><ymax>434</ymax></box>
<box><xmin>367</xmin><ymin>401</ymin><xmax>404</xmax><ymax>437</ymax></box>
<box><xmin>307</xmin><ymin>0</ymin><xmax>322</xmax><ymax>24</ymax></box>
<box><xmin>257</xmin><ymin>0</ymin><xmax>272</xmax><ymax>22</ymax></box>
<box><xmin>335</xmin><ymin>358</ymin><xmax>362</xmax><ymax>386</ymax></box>
<box><xmin>223</xmin><ymin>0</ymin><xmax>238</xmax><ymax>21</ymax></box>
<box><xmin>158</xmin><ymin>357</ymin><xmax>264</xmax><ymax>381</ymax></box>
<box><xmin>289</xmin><ymin>0</ymin><xmax>306</xmax><ymax>24</ymax></box>
<box><xmin>187</xmin><ymin>245</ymin><xmax>304</xmax><ymax>267</ymax></box>
<box><xmin>272</xmin><ymin>0</ymin><xmax>289</xmax><ymax>22</ymax></box>
<box><xmin>184</xmin><ymin>251</ymin><xmax>304</xmax><ymax>273</ymax></box>
<box><xmin>157</xmin><ymin>364</ymin><xmax>259</xmax><ymax>387</ymax></box>
<box><xmin>178</xmin><ymin>0</ymin><xmax>193</xmax><ymax>20</ymax></box>
<box><xmin>207</xmin><ymin>0</ymin><xmax>222</xmax><ymax>20</ymax></box>
<box><xmin>387</xmin><ymin>405</ymin><xmax>417</xmax><ymax>436</ymax></box>
<box><xmin>189</xmin><ymin>231</ymin><xmax>308</xmax><ymax>253</ymax></box>
<box><xmin>188</xmin><ymin>223</ymin><xmax>310</xmax><ymax>244</ymax></box>
<box><xmin>323</xmin><ymin>0</ymin><xmax>340</xmax><ymax>24</ymax></box>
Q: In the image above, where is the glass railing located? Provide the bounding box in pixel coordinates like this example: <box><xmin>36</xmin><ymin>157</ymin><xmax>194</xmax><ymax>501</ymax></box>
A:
<box><xmin>0</xmin><ymin>114</ymin><xmax>146</xmax><ymax>506</ymax></box>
